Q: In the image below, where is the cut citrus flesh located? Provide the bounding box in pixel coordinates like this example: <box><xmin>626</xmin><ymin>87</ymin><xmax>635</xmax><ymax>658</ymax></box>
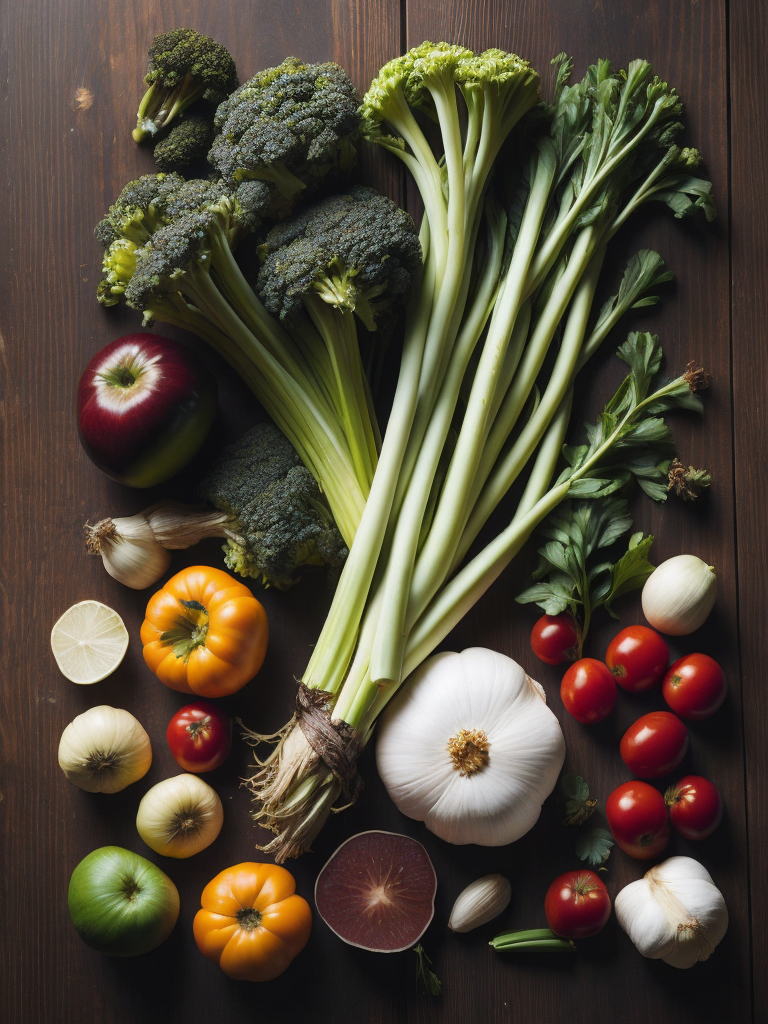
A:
<box><xmin>51</xmin><ymin>600</ymin><xmax>130</xmax><ymax>684</ymax></box>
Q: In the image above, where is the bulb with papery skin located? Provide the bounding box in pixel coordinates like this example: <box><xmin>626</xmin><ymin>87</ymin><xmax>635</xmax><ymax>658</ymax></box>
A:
<box><xmin>77</xmin><ymin>333</ymin><xmax>217</xmax><ymax>487</ymax></box>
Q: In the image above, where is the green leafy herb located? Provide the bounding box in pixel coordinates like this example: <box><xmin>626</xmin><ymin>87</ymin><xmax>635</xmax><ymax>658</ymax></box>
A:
<box><xmin>414</xmin><ymin>943</ymin><xmax>441</xmax><ymax>996</ymax></box>
<box><xmin>575</xmin><ymin>827</ymin><xmax>614</xmax><ymax>869</ymax></box>
<box><xmin>561</xmin><ymin>773</ymin><xmax>597</xmax><ymax>826</ymax></box>
<box><xmin>516</xmin><ymin>497</ymin><xmax>655</xmax><ymax>650</ymax></box>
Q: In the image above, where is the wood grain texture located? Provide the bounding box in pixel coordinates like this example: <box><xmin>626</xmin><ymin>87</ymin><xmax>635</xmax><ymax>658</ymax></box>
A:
<box><xmin>0</xmin><ymin>1</ymin><xmax>751</xmax><ymax>1022</ymax></box>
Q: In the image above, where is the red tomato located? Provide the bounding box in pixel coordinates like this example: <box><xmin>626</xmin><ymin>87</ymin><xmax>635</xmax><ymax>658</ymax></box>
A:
<box><xmin>606</xmin><ymin>781</ymin><xmax>670</xmax><ymax>859</ymax></box>
<box><xmin>605</xmin><ymin>625</ymin><xmax>669</xmax><ymax>693</ymax></box>
<box><xmin>544</xmin><ymin>870</ymin><xmax>611</xmax><ymax>939</ymax></box>
<box><xmin>530</xmin><ymin>613</ymin><xmax>579</xmax><ymax>665</ymax></box>
<box><xmin>665</xmin><ymin>775</ymin><xmax>723</xmax><ymax>840</ymax></box>
<box><xmin>560</xmin><ymin>658</ymin><xmax>617</xmax><ymax>724</ymax></box>
<box><xmin>166</xmin><ymin>701</ymin><xmax>232</xmax><ymax>773</ymax></box>
<box><xmin>620</xmin><ymin>711</ymin><xmax>688</xmax><ymax>779</ymax></box>
<box><xmin>662</xmin><ymin>653</ymin><xmax>727</xmax><ymax>721</ymax></box>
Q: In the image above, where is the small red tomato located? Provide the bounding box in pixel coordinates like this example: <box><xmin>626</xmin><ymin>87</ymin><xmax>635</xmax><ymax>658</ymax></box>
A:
<box><xmin>544</xmin><ymin>870</ymin><xmax>611</xmax><ymax>939</ymax></box>
<box><xmin>605</xmin><ymin>625</ymin><xmax>669</xmax><ymax>693</ymax></box>
<box><xmin>166</xmin><ymin>701</ymin><xmax>232</xmax><ymax>773</ymax></box>
<box><xmin>560</xmin><ymin>658</ymin><xmax>617</xmax><ymax>724</ymax></box>
<box><xmin>662</xmin><ymin>653</ymin><xmax>727</xmax><ymax>721</ymax></box>
<box><xmin>530</xmin><ymin>613</ymin><xmax>580</xmax><ymax>665</ymax></box>
<box><xmin>665</xmin><ymin>775</ymin><xmax>723</xmax><ymax>840</ymax></box>
<box><xmin>620</xmin><ymin>711</ymin><xmax>688</xmax><ymax>779</ymax></box>
<box><xmin>606</xmin><ymin>781</ymin><xmax>670</xmax><ymax>859</ymax></box>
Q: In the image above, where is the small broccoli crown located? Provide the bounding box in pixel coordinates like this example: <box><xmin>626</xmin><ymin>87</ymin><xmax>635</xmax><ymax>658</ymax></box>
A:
<box><xmin>134</xmin><ymin>29</ymin><xmax>237</xmax><ymax>142</ymax></box>
<box><xmin>97</xmin><ymin>172</ymin><xmax>187</xmax><ymax>247</ymax></box>
<box><xmin>256</xmin><ymin>185</ymin><xmax>421</xmax><ymax>329</ymax></box>
<box><xmin>198</xmin><ymin>423</ymin><xmax>348</xmax><ymax>588</ymax></box>
<box><xmin>123</xmin><ymin>211</ymin><xmax>213</xmax><ymax>311</ymax></box>
<box><xmin>144</xmin><ymin>28</ymin><xmax>238</xmax><ymax>99</ymax></box>
<box><xmin>208</xmin><ymin>56</ymin><xmax>361</xmax><ymax>208</ymax></box>
<box><xmin>153</xmin><ymin>114</ymin><xmax>215</xmax><ymax>172</ymax></box>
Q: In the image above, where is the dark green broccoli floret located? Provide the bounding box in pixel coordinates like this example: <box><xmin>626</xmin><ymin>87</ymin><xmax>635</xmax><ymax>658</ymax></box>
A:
<box><xmin>95</xmin><ymin>172</ymin><xmax>187</xmax><ymax>249</ymax></box>
<box><xmin>133</xmin><ymin>28</ymin><xmax>238</xmax><ymax>143</ymax></box>
<box><xmin>257</xmin><ymin>185</ymin><xmax>422</xmax><ymax>330</ymax></box>
<box><xmin>198</xmin><ymin>423</ymin><xmax>348</xmax><ymax>588</ymax></box>
<box><xmin>208</xmin><ymin>57</ymin><xmax>361</xmax><ymax>217</ymax></box>
<box><xmin>153</xmin><ymin>113</ymin><xmax>215</xmax><ymax>172</ymax></box>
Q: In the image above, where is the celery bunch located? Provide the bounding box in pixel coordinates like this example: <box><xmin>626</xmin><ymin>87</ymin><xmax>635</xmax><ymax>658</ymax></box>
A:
<box><xmin>241</xmin><ymin>46</ymin><xmax>715</xmax><ymax>860</ymax></box>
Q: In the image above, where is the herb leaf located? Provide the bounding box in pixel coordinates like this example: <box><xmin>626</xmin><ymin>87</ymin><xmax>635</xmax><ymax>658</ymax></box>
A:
<box><xmin>561</xmin><ymin>773</ymin><xmax>597</xmax><ymax>826</ymax></box>
<box><xmin>414</xmin><ymin>944</ymin><xmax>441</xmax><ymax>997</ymax></box>
<box><xmin>575</xmin><ymin>827</ymin><xmax>614</xmax><ymax>869</ymax></box>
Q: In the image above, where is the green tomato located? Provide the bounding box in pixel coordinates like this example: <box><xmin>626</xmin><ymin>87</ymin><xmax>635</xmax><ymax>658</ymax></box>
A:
<box><xmin>68</xmin><ymin>846</ymin><xmax>180</xmax><ymax>956</ymax></box>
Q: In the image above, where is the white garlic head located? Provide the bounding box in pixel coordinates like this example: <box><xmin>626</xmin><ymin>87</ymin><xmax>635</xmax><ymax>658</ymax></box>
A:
<box><xmin>615</xmin><ymin>856</ymin><xmax>728</xmax><ymax>969</ymax></box>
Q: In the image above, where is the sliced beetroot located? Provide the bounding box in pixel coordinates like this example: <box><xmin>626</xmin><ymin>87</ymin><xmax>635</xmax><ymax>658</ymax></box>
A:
<box><xmin>314</xmin><ymin>830</ymin><xmax>437</xmax><ymax>952</ymax></box>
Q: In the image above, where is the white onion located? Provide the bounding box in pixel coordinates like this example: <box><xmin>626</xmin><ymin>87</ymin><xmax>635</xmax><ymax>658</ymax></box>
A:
<box><xmin>136</xmin><ymin>774</ymin><xmax>223</xmax><ymax>858</ymax></box>
<box><xmin>641</xmin><ymin>554</ymin><xmax>717</xmax><ymax>635</ymax></box>
<box><xmin>58</xmin><ymin>705</ymin><xmax>152</xmax><ymax>793</ymax></box>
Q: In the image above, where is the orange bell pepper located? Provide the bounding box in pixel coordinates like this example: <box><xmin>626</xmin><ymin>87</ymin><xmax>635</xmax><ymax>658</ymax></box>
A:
<box><xmin>141</xmin><ymin>566</ymin><xmax>268</xmax><ymax>697</ymax></box>
<box><xmin>193</xmin><ymin>862</ymin><xmax>312</xmax><ymax>982</ymax></box>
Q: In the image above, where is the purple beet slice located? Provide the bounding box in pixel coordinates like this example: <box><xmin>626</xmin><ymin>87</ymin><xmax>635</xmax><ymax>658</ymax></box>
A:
<box><xmin>314</xmin><ymin>830</ymin><xmax>437</xmax><ymax>952</ymax></box>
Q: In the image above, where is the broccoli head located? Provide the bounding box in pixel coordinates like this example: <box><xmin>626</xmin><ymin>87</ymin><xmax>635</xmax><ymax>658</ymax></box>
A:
<box><xmin>152</xmin><ymin>113</ymin><xmax>215</xmax><ymax>173</ymax></box>
<box><xmin>208</xmin><ymin>57</ymin><xmax>361</xmax><ymax>216</ymax></box>
<box><xmin>198</xmin><ymin>423</ymin><xmax>348</xmax><ymax>588</ymax></box>
<box><xmin>256</xmin><ymin>184</ymin><xmax>422</xmax><ymax>330</ymax></box>
<box><xmin>133</xmin><ymin>28</ymin><xmax>238</xmax><ymax>142</ymax></box>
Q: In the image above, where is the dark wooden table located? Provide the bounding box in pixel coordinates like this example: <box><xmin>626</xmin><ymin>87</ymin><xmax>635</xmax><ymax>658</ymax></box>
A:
<box><xmin>2</xmin><ymin>1</ymin><xmax>764</xmax><ymax>1022</ymax></box>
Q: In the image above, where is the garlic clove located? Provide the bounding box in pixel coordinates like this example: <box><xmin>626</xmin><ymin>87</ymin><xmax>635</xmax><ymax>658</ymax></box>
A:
<box><xmin>448</xmin><ymin>873</ymin><xmax>512</xmax><ymax>932</ymax></box>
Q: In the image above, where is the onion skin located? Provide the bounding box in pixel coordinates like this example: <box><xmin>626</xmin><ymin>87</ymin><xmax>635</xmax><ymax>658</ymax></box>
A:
<box><xmin>641</xmin><ymin>555</ymin><xmax>717</xmax><ymax>635</ymax></box>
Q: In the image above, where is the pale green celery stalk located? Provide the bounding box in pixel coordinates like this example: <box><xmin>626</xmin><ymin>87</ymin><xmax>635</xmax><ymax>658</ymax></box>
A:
<box><xmin>444</xmin><ymin>246</ymin><xmax>605</xmax><ymax>576</ymax></box>
<box><xmin>301</xmin><ymin>72</ymin><xmax>477</xmax><ymax>694</ymax></box>
<box><xmin>396</xmin><ymin>371</ymin><xmax>690</xmax><ymax>685</ymax></box>
<box><xmin>399</xmin><ymin>222</ymin><xmax>602</xmax><ymax>642</ymax></box>
<box><xmin>369</xmin><ymin>144</ymin><xmax>557</xmax><ymax>683</ymax></box>
<box><xmin>171</xmin><ymin>268</ymin><xmax>367</xmax><ymax>545</ymax></box>
<box><xmin>332</xmin><ymin>209</ymin><xmax>509</xmax><ymax>718</ymax></box>
<box><xmin>303</xmin><ymin>294</ymin><xmax>379</xmax><ymax>490</ymax></box>
<box><xmin>358</xmin><ymin>397</ymin><xmax>572</xmax><ymax>737</ymax></box>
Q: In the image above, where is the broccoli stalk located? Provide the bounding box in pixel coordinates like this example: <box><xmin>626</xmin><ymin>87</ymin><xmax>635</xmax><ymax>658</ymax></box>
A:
<box><xmin>85</xmin><ymin>424</ymin><xmax>348</xmax><ymax>590</ymax></box>
<box><xmin>133</xmin><ymin>29</ymin><xmax>238</xmax><ymax>142</ymax></box>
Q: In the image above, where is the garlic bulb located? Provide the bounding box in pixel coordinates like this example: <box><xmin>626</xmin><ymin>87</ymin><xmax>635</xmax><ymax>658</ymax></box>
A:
<box><xmin>448</xmin><ymin>874</ymin><xmax>512</xmax><ymax>932</ymax></box>
<box><xmin>641</xmin><ymin>555</ymin><xmax>717</xmax><ymax>635</ymax></box>
<box><xmin>85</xmin><ymin>502</ymin><xmax>236</xmax><ymax>590</ymax></box>
<box><xmin>615</xmin><ymin>856</ymin><xmax>728</xmax><ymax>968</ymax></box>
<box><xmin>375</xmin><ymin>648</ymin><xmax>566</xmax><ymax>846</ymax></box>
<box><xmin>58</xmin><ymin>705</ymin><xmax>152</xmax><ymax>793</ymax></box>
<box><xmin>136</xmin><ymin>774</ymin><xmax>223</xmax><ymax>858</ymax></box>
<box><xmin>85</xmin><ymin>514</ymin><xmax>171</xmax><ymax>590</ymax></box>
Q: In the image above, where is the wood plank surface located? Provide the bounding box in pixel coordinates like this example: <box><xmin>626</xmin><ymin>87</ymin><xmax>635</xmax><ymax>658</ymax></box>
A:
<box><xmin>0</xmin><ymin>1</ymin><xmax>757</xmax><ymax>1022</ymax></box>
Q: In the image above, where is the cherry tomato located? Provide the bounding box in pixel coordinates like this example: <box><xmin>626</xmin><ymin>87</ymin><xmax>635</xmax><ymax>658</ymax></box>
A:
<box><xmin>544</xmin><ymin>870</ymin><xmax>611</xmax><ymax>939</ymax></box>
<box><xmin>606</xmin><ymin>780</ymin><xmax>670</xmax><ymax>859</ymax></box>
<box><xmin>560</xmin><ymin>658</ymin><xmax>617</xmax><ymax>724</ymax></box>
<box><xmin>662</xmin><ymin>653</ymin><xmax>727</xmax><ymax>721</ymax></box>
<box><xmin>605</xmin><ymin>624</ymin><xmax>669</xmax><ymax>693</ymax></box>
<box><xmin>166</xmin><ymin>700</ymin><xmax>232</xmax><ymax>773</ymax></box>
<box><xmin>620</xmin><ymin>710</ymin><xmax>688</xmax><ymax>778</ymax></box>
<box><xmin>665</xmin><ymin>775</ymin><xmax>723</xmax><ymax>840</ymax></box>
<box><xmin>530</xmin><ymin>613</ymin><xmax>579</xmax><ymax>665</ymax></box>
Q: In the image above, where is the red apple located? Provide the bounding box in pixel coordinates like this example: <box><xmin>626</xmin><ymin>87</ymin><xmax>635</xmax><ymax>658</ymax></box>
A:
<box><xmin>77</xmin><ymin>333</ymin><xmax>217</xmax><ymax>487</ymax></box>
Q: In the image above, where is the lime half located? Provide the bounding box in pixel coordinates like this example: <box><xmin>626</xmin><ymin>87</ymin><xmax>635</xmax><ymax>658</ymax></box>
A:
<box><xmin>51</xmin><ymin>600</ymin><xmax>129</xmax><ymax>684</ymax></box>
